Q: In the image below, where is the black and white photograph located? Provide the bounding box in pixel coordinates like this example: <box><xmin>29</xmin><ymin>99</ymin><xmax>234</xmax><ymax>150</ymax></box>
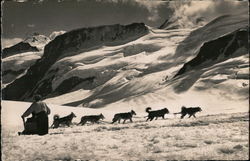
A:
<box><xmin>1</xmin><ymin>0</ymin><xmax>249</xmax><ymax>160</ymax></box>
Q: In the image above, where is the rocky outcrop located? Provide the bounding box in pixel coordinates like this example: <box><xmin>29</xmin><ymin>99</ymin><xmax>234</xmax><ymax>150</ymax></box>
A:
<box><xmin>54</xmin><ymin>76</ymin><xmax>95</xmax><ymax>95</ymax></box>
<box><xmin>175</xmin><ymin>27</ymin><xmax>249</xmax><ymax>77</ymax></box>
<box><xmin>2</xmin><ymin>23</ymin><xmax>148</xmax><ymax>101</ymax></box>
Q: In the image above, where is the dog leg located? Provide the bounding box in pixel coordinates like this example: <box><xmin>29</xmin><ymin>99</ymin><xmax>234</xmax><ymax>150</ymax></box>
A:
<box><xmin>181</xmin><ymin>113</ymin><xmax>186</xmax><ymax>119</ymax></box>
<box><xmin>82</xmin><ymin>121</ymin><xmax>87</xmax><ymax>125</ymax></box>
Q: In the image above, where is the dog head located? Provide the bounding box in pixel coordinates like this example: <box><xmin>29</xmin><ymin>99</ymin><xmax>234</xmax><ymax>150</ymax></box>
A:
<box><xmin>181</xmin><ymin>106</ymin><xmax>186</xmax><ymax>110</ymax></box>
<box><xmin>131</xmin><ymin>110</ymin><xmax>136</xmax><ymax>115</ymax></box>
<box><xmin>163</xmin><ymin>108</ymin><xmax>169</xmax><ymax>114</ymax></box>
<box><xmin>196</xmin><ymin>107</ymin><xmax>202</xmax><ymax>112</ymax></box>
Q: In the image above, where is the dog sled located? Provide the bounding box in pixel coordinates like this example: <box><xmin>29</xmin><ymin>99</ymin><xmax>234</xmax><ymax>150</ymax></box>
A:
<box><xmin>18</xmin><ymin>112</ymin><xmax>49</xmax><ymax>135</ymax></box>
<box><xmin>18</xmin><ymin>114</ymin><xmax>38</xmax><ymax>135</ymax></box>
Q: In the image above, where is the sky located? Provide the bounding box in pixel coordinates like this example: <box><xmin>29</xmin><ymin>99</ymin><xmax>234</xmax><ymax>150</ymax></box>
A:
<box><xmin>2</xmin><ymin>0</ymin><xmax>171</xmax><ymax>40</ymax></box>
<box><xmin>1</xmin><ymin>0</ymin><xmax>249</xmax><ymax>48</ymax></box>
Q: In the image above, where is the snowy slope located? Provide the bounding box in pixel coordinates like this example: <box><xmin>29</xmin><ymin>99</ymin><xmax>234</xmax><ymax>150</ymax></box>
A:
<box><xmin>2</xmin><ymin>51</ymin><xmax>44</xmax><ymax>88</ymax></box>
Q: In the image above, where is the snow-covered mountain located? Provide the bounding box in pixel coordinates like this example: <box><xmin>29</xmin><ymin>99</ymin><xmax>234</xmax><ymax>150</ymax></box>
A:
<box><xmin>2</xmin><ymin>14</ymin><xmax>249</xmax><ymax>114</ymax></box>
<box><xmin>2</xmin><ymin>33</ymin><xmax>50</xmax><ymax>58</ymax></box>
<box><xmin>2</xmin><ymin>33</ymin><xmax>51</xmax><ymax>87</ymax></box>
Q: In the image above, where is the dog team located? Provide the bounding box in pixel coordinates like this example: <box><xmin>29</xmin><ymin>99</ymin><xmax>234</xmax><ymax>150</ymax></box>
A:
<box><xmin>18</xmin><ymin>95</ymin><xmax>202</xmax><ymax>135</ymax></box>
<box><xmin>51</xmin><ymin>106</ymin><xmax>202</xmax><ymax>129</ymax></box>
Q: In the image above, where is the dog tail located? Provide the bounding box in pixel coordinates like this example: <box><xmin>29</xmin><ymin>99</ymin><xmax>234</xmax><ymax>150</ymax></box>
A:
<box><xmin>145</xmin><ymin>107</ymin><xmax>152</xmax><ymax>113</ymax></box>
<box><xmin>53</xmin><ymin>114</ymin><xmax>60</xmax><ymax>120</ymax></box>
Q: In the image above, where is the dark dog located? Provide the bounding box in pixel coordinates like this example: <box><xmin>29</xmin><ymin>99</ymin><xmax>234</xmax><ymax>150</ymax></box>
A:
<box><xmin>51</xmin><ymin>112</ymin><xmax>76</xmax><ymax>128</ymax></box>
<box><xmin>112</xmin><ymin>110</ymin><xmax>136</xmax><ymax>124</ymax></box>
<box><xmin>145</xmin><ymin>107</ymin><xmax>169</xmax><ymax>121</ymax></box>
<box><xmin>174</xmin><ymin>106</ymin><xmax>202</xmax><ymax>119</ymax></box>
<box><xmin>78</xmin><ymin>114</ymin><xmax>105</xmax><ymax>125</ymax></box>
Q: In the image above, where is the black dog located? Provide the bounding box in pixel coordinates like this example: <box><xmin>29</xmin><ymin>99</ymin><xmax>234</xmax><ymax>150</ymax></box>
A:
<box><xmin>78</xmin><ymin>114</ymin><xmax>105</xmax><ymax>125</ymax></box>
<box><xmin>51</xmin><ymin>112</ymin><xmax>76</xmax><ymax>128</ymax></box>
<box><xmin>112</xmin><ymin>110</ymin><xmax>136</xmax><ymax>124</ymax></box>
<box><xmin>174</xmin><ymin>106</ymin><xmax>202</xmax><ymax>119</ymax></box>
<box><xmin>145</xmin><ymin>107</ymin><xmax>169</xmax><ymax>121</ymax></box>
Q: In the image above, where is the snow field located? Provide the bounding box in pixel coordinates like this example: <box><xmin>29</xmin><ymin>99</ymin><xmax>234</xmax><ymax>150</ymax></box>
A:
<box><xmin>2</xmin><ymin>102</ymin><xmax>249</xmax><ymax>160</ymax></box>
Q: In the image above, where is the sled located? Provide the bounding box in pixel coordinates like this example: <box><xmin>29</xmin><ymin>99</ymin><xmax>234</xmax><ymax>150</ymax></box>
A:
<box><xmin>18</xmin><ymin>115</ymin><xmax>38</xmax><ymax>135</ymax></box>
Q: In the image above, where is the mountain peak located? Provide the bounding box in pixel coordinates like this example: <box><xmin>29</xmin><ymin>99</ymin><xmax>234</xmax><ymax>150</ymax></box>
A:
<box><xmin>23</xmin><ymin>33</ymin><xmax>50</xmax><ymax>49</ymax></box>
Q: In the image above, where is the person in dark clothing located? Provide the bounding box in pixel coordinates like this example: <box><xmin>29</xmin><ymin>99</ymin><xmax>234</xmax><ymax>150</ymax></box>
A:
<box><xmin>18</xmin><ymin>95</ymin><xmax>51</xmax><ymax>135</ymax></box>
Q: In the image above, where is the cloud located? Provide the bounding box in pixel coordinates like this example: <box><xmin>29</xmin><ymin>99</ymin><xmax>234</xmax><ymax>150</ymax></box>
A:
<box><xmin>27</xmin><ymin>24</ymin><xmax>35</xmax><ymax>28</ymax></box>
<box><xmin>2</xmin><ymin>38</ymin><xmax>23</xmax><ymax>48</ymax></box>
<box><xmin>78</xmin><ymin>0</ymin><xmax>167</xmax><ymax>22</ymax></box>
<box><xmin>168</xmin><ymin>0</ymin><xmax>249</xmax><ymax>28</ymax></box>
<box><xmin>135</xmin><ymin>0</ymin><xmax>166</xmax><ymax>21</ymax></box>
